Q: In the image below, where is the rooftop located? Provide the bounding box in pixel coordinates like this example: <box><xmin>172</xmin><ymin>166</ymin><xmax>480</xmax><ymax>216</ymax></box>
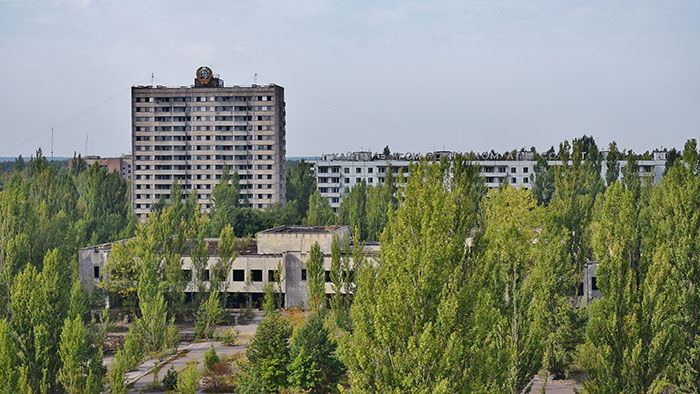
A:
<box><xmin>260</xmin><ymin>225</ymin><xmax>347</xmax><ymax>234</ymax></box>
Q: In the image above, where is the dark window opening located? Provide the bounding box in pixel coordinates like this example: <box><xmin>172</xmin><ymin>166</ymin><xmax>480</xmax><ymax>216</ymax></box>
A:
<box><xmin>233</xmin><ymin>269</ymin><xmax>245</xmax><ymax>282</ymax></box>
<box><xmin>93</xmin><ymin>266</ymin><xmax>100</xmax><ymax>279</ymax></box>
<box><xmin>251</xmin><ymin>269</ymin><xmax>263</xmax><ymax>282</ymax></box>
<box><xmin>182</xmin><ymin>269</ymin><xmax>192</xmax><ymax>282</ymax></box>
<box><xmin>202</xmin><ymin>269</ymin><xmax>210</xmax><ymax>281</ymax></box>
<box><xmin>591</xmin><ymin>277</ymin><xmax>598</xmax><ymax>291</ymax></box>
<box><xmin>301</xmin><ymin>269</ymin><xmax>307</xmax><ymax>281</ymax></box>
<box><xmin>268</xmin><ymin>270</ymin><xmax>278</xmax><ymax>282</ymax></box>
<box><xmin>577</xmin><ymin>282</ymin><xmax>584</xmax><ymax>296</ymax></box>
<box><xmin>325</xmin><ymin>270</ymin><xmax>331</xmax><ymax>283</ymax></box>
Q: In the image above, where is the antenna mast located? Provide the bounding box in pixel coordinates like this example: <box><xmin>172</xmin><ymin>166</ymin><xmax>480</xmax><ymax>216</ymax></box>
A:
<box><xmin>51</xmin><ymin>127</ymin><xmax>54</xmax><ymax>162</ymax></box>
<box><xmin>254</xmin><ymin>73</ymin><xmax>257</xmax><ymax>85</ymax></box>
<box><xmin>85</xmin><ymin>134</ymin><xmax>88</xmax><ymax>157</ymax></box>
<box><xmin>151</xmin><ymin>72</ymin><xmax>154</xmax><ymax>86</ymax></box>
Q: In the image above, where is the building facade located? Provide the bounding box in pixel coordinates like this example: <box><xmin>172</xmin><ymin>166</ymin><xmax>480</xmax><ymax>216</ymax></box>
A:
<box><xmin>131</xmin><ymin>66</ymin><xmax>286</xmax><ymax>218</ymax></box>
<box><xmin>79</xmin><ymin>225</ymin><xmax>379</xmax><ymax>309</ymax></box>
<box><xmin>68</xmin><ymin>155</ymin><xmax>132</xmax><ymax>181</ymax></box>
<box><xmin>310</xmin><ymin>150</ymin><xmax>667</xmax><ymax>211</ymax></box>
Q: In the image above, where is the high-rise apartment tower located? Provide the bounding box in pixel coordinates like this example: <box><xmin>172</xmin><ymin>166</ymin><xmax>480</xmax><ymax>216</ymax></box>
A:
<box><xmin>131</xmin><ymin>66</ymin><xmax>286</xmax><ymax>217</ymax></box>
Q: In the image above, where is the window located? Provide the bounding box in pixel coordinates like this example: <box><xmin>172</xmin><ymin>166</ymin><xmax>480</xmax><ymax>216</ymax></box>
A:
<box><xmin>233</xmin><ymin>269</ymin><xmax>245</xmax><ymax>281</ymax></box>
<box><xmin>511</xmin><ymin>177</ymin><xmax>517</xmax><ymax>184</ymax></box>
<box><xmin>93</xmin><ymin>266</ymin><xmax>100</xmax><ymax>279</ymax></box>
<box><xmin>577</xmin><ymin>282</ymin><xmax>584</xmax><ymax>296</ymax></box>
<box><xmin>268</xmin><ymin>270</ymin><xmax>278</xmax><ymax>282</ymax></box>
<box><xmin>202</xmin><ymin>269</ymin><xmax>210</xmax><ymax>281</ymax></box>
<box><xmin>182</xmin><ymin>269</ymin><xmax>192</xmax><ymax>282</ymax></box>
<box><xmin>524</xmin><ymin>177</ymin><xmax>529</xmax><ymax>183</ymax></box>
<box><xmin>511</xmin><ymin>167</ymin><xmax>516</xmax><ymax>173</ymax></box>
<box><xmin>344</xmin><ymin>168</ymin><xmax>349</xmax><ymax>174</ymax></box>
<box><xmin>591</xmin><ymin>277</ymin><xmax>598</xmax><ymax>291</ymax></box>
<box><xmin>301</xmin><ymin>269</ymin><xmax>307</xmax><ymax>281</ymax></box>
<box><xmin>251</xmin><ymin>269</ymin><xmax>263</xmax><ymax>282</ymax></box>
<box><xmin>523</xmin><ymin>167</ymin><xmax>529</xmax><ymax>173</ymax></box>
<box><xmin>368</xmin><ymin>168</ymin><xmax>373</xmax><ymax>173</ymax></box>
<box><xmin>356</xmin><ymin>168</ymin><xmax>361</xmax><ymax>173</ymax></box>
<box><xmin>325</xmin><ymin>271</ymin><xmax>331</xmax><ymax>283</ymax></box>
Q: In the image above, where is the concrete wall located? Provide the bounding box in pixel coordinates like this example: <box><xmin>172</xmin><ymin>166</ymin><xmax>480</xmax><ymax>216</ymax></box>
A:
<box><xmin>257</xmin><ymin>227</ymin><xmax>351</xmax><ymax>255</ymax></box>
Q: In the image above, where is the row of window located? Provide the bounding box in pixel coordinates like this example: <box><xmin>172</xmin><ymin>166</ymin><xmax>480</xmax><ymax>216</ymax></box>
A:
<box><xmin>135</xmin><ymin>95</ymin><xmax>275</xmax><ymax>103</ymax></box>
<box><xmin>135</xmin><ymin>163</ymin><xmax>276</xmax><ymax>171</ymax></box>
<box><xmin>135</xmin><ymin>134</ymin><xmax>277</xmax><ymax>142</ymax></box>
<box><xmin>317</xmin><ymin>166</ymin><xmax>409</xmax><ymax>174</ymax></box>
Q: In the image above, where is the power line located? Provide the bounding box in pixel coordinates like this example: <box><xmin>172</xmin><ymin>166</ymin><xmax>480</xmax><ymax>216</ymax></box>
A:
<box><xmin>2</xmin><ymin>76</ymin><xmax>151</xmax><ymax>157</ymax></box>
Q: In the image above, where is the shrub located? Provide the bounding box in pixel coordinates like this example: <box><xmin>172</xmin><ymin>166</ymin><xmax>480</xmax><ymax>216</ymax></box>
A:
<box><xmin>204</xmin><ymin>344</ymin><xmax>220</xmax><ymax>371</ymax></box>
<box><xmin>162</xmin><ymin>366</ymin><xmax>178</xmax><ymax>390</ymax></box>
<box><xmin>219</xmin><ymin>328</ymin><xmax>239</xmax><ymax>346</ymax></box>
<box><xmin>202</xmin><ymin>361</ymin><xmax>234</xmax><ymax>392</ymax></box>
<box><xmin>176</xmin><ymin>361</ymin><xmax>201</xmax><ymax>394</ymax></box>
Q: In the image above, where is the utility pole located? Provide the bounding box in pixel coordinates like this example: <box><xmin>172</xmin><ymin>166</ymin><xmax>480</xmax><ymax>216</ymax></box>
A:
<box><xmin>51</xmin><ymin>127</ymin><xmax>54</xmax><ymax>162</ymax></box>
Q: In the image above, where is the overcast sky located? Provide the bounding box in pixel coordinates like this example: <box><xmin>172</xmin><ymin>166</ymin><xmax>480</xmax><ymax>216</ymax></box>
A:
<box><xmin>1</xmin><ymin>0</ymin><xmax>698</xmax><ymax>158</ymax></box>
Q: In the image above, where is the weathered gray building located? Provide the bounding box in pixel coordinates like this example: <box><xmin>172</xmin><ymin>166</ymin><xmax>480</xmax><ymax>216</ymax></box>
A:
<box><xmin>79</xmin><ymin>225</ymin><xmax>378</xmax><ymax>309</ymax></box>
<box><xmin>131</xmin><ymin>66</ymin><xmax>286</xmax><ymax>218</ymax></box>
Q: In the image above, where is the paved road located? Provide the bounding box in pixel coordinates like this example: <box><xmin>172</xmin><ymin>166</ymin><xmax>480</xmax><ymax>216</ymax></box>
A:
<box><xmin>530</xmin><ymin>375</ymin><xmax>582</xmax><ymax>393</ymax></box>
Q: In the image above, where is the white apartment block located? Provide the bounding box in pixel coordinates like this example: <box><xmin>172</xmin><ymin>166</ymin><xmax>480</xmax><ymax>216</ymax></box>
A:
<box><xmin>310</xmin><ymin>150</ymin><xmax>667</xmax><ymax>211</ymax></box>
<box><xmin>131</xmin><ymin>66</ymin><xmax>286</xmax><ymax>218</ymax></box>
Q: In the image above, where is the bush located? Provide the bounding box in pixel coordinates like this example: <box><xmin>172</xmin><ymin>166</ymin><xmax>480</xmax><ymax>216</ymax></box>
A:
<box><xmin>202</xmin><ymin>361</ymin><xmax>234</xmax><ymax>392</ymax></box>
<box><xmin>204</xmin><ymin>344</ymin><xmax>220</xmax><ymax>371</ymax></box>
<box><xmin>162</xmin><ymin>366</ymin><xmax>178</xmax><ymax>390</ymax></box>
<box><xmin>176</xmin><ymin>361</ymin><xmax>201</xmax><ymax>394</ymax></box>
<box><xmin>219</xmin><ymin>328</ymin><xmax>239</xmax><ymax>346</ymax></box>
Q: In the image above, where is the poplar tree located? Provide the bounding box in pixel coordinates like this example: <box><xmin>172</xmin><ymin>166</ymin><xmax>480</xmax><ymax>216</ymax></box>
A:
<box><xmin>582</xmin><ymin>183</ymin><xmax>646</xmax><ymax>392</ymax></box>
<box><xmin>303</xmin><ymin>190</ymin><xmax>334</xmax><ymax>226</ymax></box>
<box><xmin>474</xmin><ymin>185</ymin><xmax>544</xmax><ymax>393</ymax></box>
<box><xmin>643</xmin><ymin>139</ymin><xmax>700</xmax><ymax>391</ymax></box>
<box><xmin>342</xmin><ymin>157</ymin><xmax>485</xmax><ymax>393</ymax></box>
<box><xmin>306</xmin><ymin>241</ymin><xmax>325</xmax><ymax>310</ymax></box>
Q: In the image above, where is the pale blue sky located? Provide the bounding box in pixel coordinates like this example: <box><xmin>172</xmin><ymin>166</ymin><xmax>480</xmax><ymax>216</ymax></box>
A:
<box><xmin>1</xmin><ymin>0</ymin><xmax>698</xmax><ymax>157</ymax></box>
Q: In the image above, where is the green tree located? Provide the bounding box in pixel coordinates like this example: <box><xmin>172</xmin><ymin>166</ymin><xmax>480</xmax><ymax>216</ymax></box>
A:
<box><xmin>209</xmin><ymin>164</ymin><xmax>240</xmax><ymax>236</ymax></box>
<box><xmin>106</xmin><ymin>348</ymin><xmax>128</xmax><ymax>394</ymax></box>
<box><xmin>289</xmin><ymin>312</ymin><xmax>345</xmax><ymax>392</ymax></box>
<box><xmin>532</xmin><ymin>149</ymin><xmax>555</xmax><ymax>205</ymax></box>
<box><xmin>195</xmin><ymin>291</ymin><xmax>224</xmax><ymax>339</ymax></box>
<box><xmin>337</xmin><ymin>181</ymin><xmax>368</xmax><ymax>241</ymax></box>
<box><xmin>285</xmin><ymin>160</ymin><xmax>317</xmax><ymax>223</ymax></box>
<box><xmin>474</xmin><ymin>185</ymin><xmax>544</xmax><ymax>392</ymax></box>
<box><xmin>176</xmin><ymin>361</ymin><xmax>202</xmax><ymax>394</ymax></box>
<box><xmin>134</xmin><ymin>245</ymin><xmax>179</xmax><ymax>384</ymax></box>
<box><xmin>246</xmin><ymin>312</ymin><xmax>292</xmax><ymax>392</ymax></box>
<box><xmin>0</xmin><ymin>318</ymin><xmax>18</xmax><ymax>394</ymax></box>
<box><xmin>642</xmin><ymin>139</ymin><xmax>700</xmax><ymax>391</ymax></box>
<box><xmin>365</xmin><ymin>167</ymin><xmax>396</xmax><ymax>241</ymax></box>
<box><xmin>303</xmin><ymin>189</ymin><xmax>334</xmax><ymax>226</ymax></box>
<box><xmin>605</xmin><ymin>141</ymin><xmax>621</xmax><ymax>186</ymax></box>
<box><xmin>329</xmin><ymin>234</ymin><xmax>352</xmax><ymax>328</ymax></box>
<box><xmin>534</xmin><ymin>139</ymin><xmax>604</xmax><ymax>379</ymax></box>
<box><xmin>58</xmin><ymin>315</ymin><xmax>90</xmax><ymax>394</ymax></box>
<box><xmin>582</xmin><ymin>183</ymin><xmax>649</xmax><ymax>393</ymax></box>
<box><xmin>342</xmin><ymin>157</ymin><xmax>485</xmax><ymax>393</ymax></box>
<box><xmin>306</xmin><ymin>241</ymin><xmax>325</xmax><ymax>310</ymax></box>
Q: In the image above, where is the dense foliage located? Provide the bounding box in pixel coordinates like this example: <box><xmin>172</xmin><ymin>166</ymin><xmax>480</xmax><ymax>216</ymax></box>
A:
<box><xmin>1</xmin><ymin>136</ymin><xmax>699</xmax><ymax>393</ymax></box>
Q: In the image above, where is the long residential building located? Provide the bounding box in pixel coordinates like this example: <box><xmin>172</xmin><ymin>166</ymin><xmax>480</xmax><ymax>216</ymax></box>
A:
<box><xmin>310</xmin><ymin>150</ymin><xmax>667</xmax><ymax>211</ymax></box>
<box><xmin>131</xmin><ymin>66</ymin><xmax>286</xmax><ymax>218</ymax></box>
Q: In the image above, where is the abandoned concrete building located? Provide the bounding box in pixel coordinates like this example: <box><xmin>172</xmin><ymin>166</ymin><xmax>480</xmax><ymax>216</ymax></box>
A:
<box><xmin>79</xmin><ymin>225</ymin><xmax>379</xmax><ymax>309</ymax></box>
